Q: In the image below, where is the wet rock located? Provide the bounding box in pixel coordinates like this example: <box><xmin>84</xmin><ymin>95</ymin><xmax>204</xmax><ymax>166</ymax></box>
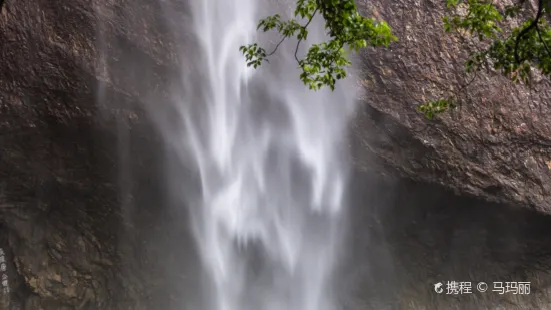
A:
<box><xmin>0</xmin><ymin>0</ymin><xmax>188</xmax><ymax>308</ymax></box>
<box><xmin>353</xmin><ymin>0</ymin><xmax>551</xmax><ymax>213</ymax></box>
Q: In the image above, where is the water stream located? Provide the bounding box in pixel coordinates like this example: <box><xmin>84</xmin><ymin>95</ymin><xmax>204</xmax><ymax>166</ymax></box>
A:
<box><xmin>155</xmin><ymin>0</ymin><xmax>359</xmax><ymax>309</ymax></box>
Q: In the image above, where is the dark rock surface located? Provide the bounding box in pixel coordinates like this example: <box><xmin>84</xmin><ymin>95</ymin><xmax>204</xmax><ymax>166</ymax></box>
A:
<box><xmin>354</xmin><ymin>0</ymin><xmax>551</xmax><ymax>213</ymax></box>
<box><xmin>341</xmin><ymin>172</ymin><xmax>551</xmax><ymax>309</ymax></box>
<box><xmin>0</xmin><ymin>0</ymin><xmax>195</xmax><ymax>308</ymax></box>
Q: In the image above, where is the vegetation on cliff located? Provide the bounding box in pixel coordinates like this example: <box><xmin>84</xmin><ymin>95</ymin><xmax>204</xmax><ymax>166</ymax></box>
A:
<box><xmin>241</xmin><ymin>0</ymin><xmax>551</xmax><ymax>118</ymax></box>
<box><xmin>240</xmin><ymin>0</ymin><xmax>396</xmax><ymax>91</ymax></box>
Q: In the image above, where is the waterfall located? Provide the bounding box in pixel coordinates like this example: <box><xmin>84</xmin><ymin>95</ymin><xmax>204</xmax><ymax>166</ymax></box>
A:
<box><xmin>153</xmin><ymin>0</ymin><xmax>359</xmax><ymax>309</ymax></box>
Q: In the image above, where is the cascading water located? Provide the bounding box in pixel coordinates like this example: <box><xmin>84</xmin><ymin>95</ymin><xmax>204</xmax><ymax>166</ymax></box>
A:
<box><xmin>155</xmin><ymin>0</ymin><xmax>358</xmax><ymax>309</ymax></box>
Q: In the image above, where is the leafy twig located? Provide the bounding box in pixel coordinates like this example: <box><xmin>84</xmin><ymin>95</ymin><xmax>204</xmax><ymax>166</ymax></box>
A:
<box><xmin>240</xmin><ymin>0</ymin><xmax>396</xmax><ymax>91</ymax></box>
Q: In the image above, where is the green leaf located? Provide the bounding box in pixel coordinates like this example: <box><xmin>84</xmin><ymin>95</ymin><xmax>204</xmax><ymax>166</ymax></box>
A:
<box><xmin>240</xmin><ymin>0</ymin><xmax>396</xmax><ymax>91</ymax></box>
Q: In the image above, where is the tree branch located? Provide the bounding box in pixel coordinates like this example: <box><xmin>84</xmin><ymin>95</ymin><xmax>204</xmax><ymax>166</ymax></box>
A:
<box><xmin>264</xmin><ymin>9</ymin><xmax>319</xmax><ymax>64</ymax></box>
<box><xmin>266</xmin><ymin>37</ymin><xmax>287</xmax><ymax>57</ymax></box>
<box><xmin>294</xmin><ymin>40</ymin><xmax>302</xmax><ymax>63</ymax></box>
<box><xmin>295</xmin><ymin>8</ymin><xmax>318</xmax><ymax>63</ymax></box>
<box><xmin>514</xmin><ymin>0</ymin><xmax>544</xmax><ymax>63</ymax></box>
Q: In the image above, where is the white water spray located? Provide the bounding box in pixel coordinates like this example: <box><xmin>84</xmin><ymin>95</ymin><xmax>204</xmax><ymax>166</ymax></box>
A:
<box><xmin>156</xmin><ymin>0</ymin><xmax>358</xmax><ymax>309</ymax></box>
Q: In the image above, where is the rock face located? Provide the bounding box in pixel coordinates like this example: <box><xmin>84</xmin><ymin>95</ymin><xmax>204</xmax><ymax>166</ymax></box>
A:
<box><xmin>343</xmin><ymin>172</ymin><xmax>551</xmax><ymax>309</ymax></box>
<box><xmin>0</xmin><ymin>0</ymin><xmax>196</xmax><ymax>308</ymax></box>
<box><xmin>353</xmin><ymin>0</ymin><xmax>551</xmax><ymax>213</ymax></box>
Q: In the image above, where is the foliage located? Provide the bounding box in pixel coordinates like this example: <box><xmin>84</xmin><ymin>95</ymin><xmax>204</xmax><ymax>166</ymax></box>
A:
<box><xmin>240</xmin><ymin>0</ymin><xmax>396</xmax><ymax>90</ymax></box>
<box><xmin>416</xmin><ymin>98</ymin><xmax>456</xmax><ymax>120</ymax></box>
<box><xmin>443</xmin><ymin>0</ymin><xmax>551</xmax><ymax>84</ymax></box>
<box><xmin>242</xmin><ymin>0</ymin><xmax>551</xmax><ymax>119</ymax></box>
<box><xmin>410</xmin><ymin>0</ymin><xmax>551</xmax><ymax>118</ymax></box>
